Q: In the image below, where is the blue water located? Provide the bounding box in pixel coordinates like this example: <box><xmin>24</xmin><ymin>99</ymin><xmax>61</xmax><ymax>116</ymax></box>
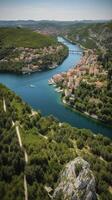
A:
<box><xmin>0</xmin><ymin>37</ymin><xmax>112</xmax><ymax>138</ymax></box>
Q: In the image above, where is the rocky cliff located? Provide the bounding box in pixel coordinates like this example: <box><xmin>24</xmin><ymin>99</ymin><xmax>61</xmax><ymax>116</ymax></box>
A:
<box><xmin>53</xmin><ymin>157</ymin><xmax>97</xmax><ymax>200</ymax></box>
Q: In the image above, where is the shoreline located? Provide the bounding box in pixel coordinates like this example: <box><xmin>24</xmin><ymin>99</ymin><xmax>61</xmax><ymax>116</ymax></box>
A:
<box><xmin>48</xmin><ymin>80</ymin><xmax>108</xmax><ymax>126</ymax></box>
<box><xmin>63</xmin><ymin>36</ymin><xmax>87</xmax><ymax>50</ymax></box>
<box><xmin>49</xmin><ymin>38</ymin><xmax>111</xmax><ymax>127</ymax></box>
<box><xmin>1</xmin><ymin>36</ymin><xmax>112</xmax><ymax>137</ymax></box>
<box><xmin>0</xmin><ymin>47</ymin><xmax>69</xmax><ymax>75</ymax></box>
<box><xmin>61</xmin><ymin>97</ymin><xmax>112</xmax><ymax>129</ymax></box>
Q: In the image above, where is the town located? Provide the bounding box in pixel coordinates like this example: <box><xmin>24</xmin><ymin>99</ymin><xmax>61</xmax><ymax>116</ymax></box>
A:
<box><xmin>49</xmin><ymin>49</ymin><xmax>108</xmax><ymax>120</ymax></box>
<box><xmin>0</xmin><ymin>44</ymin><xmax>67</xmax><ymax>74</ymax></box>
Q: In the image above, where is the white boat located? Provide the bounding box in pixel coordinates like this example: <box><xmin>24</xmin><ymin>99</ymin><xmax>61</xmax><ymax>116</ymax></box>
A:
<box><xmin>30</xmin><ymin>84</ymin><xmax>35</xmax><ymax>88</ymax></box>
<box><xmin>48</xmin><ymin>79</ymin><xmax>54</xmax><ymax>85</ymax></box>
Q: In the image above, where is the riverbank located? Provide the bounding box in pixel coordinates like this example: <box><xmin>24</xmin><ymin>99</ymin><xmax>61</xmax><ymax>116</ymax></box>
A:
<box><xmin>0</xmin><ymin>28</ymin><xmax>69</xmax><ymax>75</ymax></box>
<box><xmin>1</xmin><ymin>83</ymin><xmax>112</xmax><ymax>200</ymax></box>
<box><xmin>48</xmin><ymin>82</ymin><xmax>112</xmax><ymax>129</ymax></box>
<box><xmin>63</xmin><ymin>35</ymin><xmax>87</xmax><ymax>50</ymax></box>
<box><xmin>50</xmin><ymin>46</ymin><xmax>112</xmax><ymax>126</ymax></box>
<box><xmin>0</xmin><ymin>47</ymin><xmax>68</xmax><ymax>75</ymax></box>
<box><xmin>61</xmin><ymin>97</ymin><xmax>112</xmax><ymax>129</ymax></box>
<box><xmin>0</xmin><ymin>36</ymin><xmax>112</xmax><ymax>137</ymax></box>
<box><xmin>0</xmin><ymin>44</ymin><xmax>68</xmax><ymax>74</ymax></box>
<box><xmin>0</xmin><ymin>53</ymin><xmax>68</xmax><ymax>76</ymax></box>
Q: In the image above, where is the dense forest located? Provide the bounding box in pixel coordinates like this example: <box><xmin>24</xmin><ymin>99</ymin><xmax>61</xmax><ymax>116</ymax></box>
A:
<box><xmin>71</xmin><ymin>81</ymin><xmax>112</xmax><ymax>124</ymax></box>
<box><xmin>0</xmin><ymin>86</ymin><xmax>25</xmax><ymax>200</ymax></box>
<box><xmin>0</xmin><ymin>84</ymin><xmax>112</xmax><ymax>200</ymax></box>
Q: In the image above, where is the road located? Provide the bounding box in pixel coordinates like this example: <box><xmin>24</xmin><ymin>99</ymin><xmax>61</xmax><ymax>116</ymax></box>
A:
<box><xmin>3</xmin><ymin>98</ymin><xmax>6</xmax><ymax>112</ymax></box>
<box><xmin>14</xmin><ymin>122</ymin><xmax>29</xmax><ymax>200</ymax></box>
<box><xmin>3</xmin><ymin>98</ymin><xmax>28</xmax><ymax>200</ymax></box>
<box><xmin>15</xmin><ymin>125</ymin><xmax>23</xmax><ymax>148</ymax></box>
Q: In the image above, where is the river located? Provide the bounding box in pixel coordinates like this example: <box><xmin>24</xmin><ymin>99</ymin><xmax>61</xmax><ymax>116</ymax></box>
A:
<box><xmin>0</xmin><ymin>37</ymin><xmax>112</xmax><ymax>138</ymax></box>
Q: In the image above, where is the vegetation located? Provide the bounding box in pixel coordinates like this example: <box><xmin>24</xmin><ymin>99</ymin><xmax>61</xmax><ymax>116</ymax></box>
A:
<box><xmin>52</xmin><ymin>21</ymin><xmax>112</xmax><ymax>125</ymax></box>
<box><xmin>62</xmin><ymin>80</ymin><xmax>112</xmax><ymax>124</ymax></box>
<box><xmin>67</xmin><ymin>21</ymin><xmax>112</xmax><ymax>50</ymax></box>
<box><xmin>0</xmin><ymin>28</ymin><xmax>68</xmax><ymax>73</ymax></box>
<box><xmin>0</xmin><ymin>27</ymin><xmax>57</xmax><ymax>48</ymax></box>
<box><xmin>0</xmin><ymin>83</ymin><xmax>112</xmax><ymax>200</ymax></box>
<box><xmin>0</xmin><ymin>86</ymin><xmax>25</xmax><ymax>200</ymax></box>
<box><xmin>66</xmin><ymin>21</ymin><xmax>112</xmax><ymax>90</ymax></box>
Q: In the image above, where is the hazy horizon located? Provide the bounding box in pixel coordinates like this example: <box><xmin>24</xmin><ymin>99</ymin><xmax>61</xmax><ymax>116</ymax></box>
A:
<box><xmin>0</xmin><ymin>0</ymin><xmax>112</xmax><ymax>21</ymax></box>
<box><xmin>0</xmin><ymin>19</ymin><xmax>111</xmax><ymax>22</ymax></box>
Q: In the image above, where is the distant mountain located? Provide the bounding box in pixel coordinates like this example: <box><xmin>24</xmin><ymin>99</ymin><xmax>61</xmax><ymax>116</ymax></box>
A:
<box><xmin>0</xmin><ymin>19</ymin><xmax>110</xmax><ymax>28</ymax></box>
<box><xmin>0</xmin><ymin>20</ymin><xmax>111</xmax><ymax>38</ymax></box>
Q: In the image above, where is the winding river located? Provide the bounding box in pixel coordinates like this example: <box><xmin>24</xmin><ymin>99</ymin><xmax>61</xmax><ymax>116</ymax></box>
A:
<box><xmin>0</xmin><ymin>37</ymin><xmax>112</xmax><ymax>138</ymax></box>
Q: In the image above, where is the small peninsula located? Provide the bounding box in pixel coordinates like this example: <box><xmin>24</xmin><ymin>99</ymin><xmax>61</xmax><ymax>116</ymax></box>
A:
<box><xmin>0</xmin><ymin>28</ymin><xmax>68</xmax><ymax>74</ymax></box>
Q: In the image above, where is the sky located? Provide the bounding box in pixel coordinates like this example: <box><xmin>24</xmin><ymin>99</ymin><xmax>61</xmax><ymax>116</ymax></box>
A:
<box><xmin>0</xmin><ymin>0</ymin><xmax>112</xmax><ymax>21</ymax></box>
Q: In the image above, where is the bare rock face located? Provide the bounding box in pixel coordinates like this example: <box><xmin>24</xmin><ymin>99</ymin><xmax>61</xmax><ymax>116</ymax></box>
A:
<box><xmin>53</xmin><ymin>157</ymin><xmax>97</xmax><ymax>200</ymax></box>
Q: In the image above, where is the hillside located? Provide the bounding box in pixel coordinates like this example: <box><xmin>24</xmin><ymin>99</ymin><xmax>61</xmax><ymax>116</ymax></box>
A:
<box><xmin>0</xmin><ymin>28</ymin><xmax>57</xmax><ymax>48</ymax></box>
<box><xmin>0</xmin><ymin>28</ymin><xmax>68</xmax><ymax>73</ymax></box>
<box><xmin>49</xmin><ymin>22</ymin><xmax>112</xmax><ymax>125</ymax></box>
<box><xmin>0</xmin><ymin>20</ymin><xmax>109</xmax><ymax>34</ymax></box>
<box><xmin>51</xmin><ymin>48</ymin><xmax>112</xmax><ymax>125</ymax></box>
<box><xmin>66</xmin><ymin>21</ymin><xmax>112</xmax><ymax>77</ymax></box>
<box><xmin>0</xmin><ymin>84</ymin><xmax>112</xmax><ymax>200</ymax></box>
<box><xmin>66</xmin><ymin>21</ymin><xmax>112</xmax><ymax>51</ymax></box>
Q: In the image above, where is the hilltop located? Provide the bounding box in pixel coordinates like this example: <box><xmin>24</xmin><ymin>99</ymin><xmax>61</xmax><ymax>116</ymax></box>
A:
<box><xmin>0</xmin><ymin>84</ymin><xmax>112</xmax><ymax>200</ymax></box>
<box><xmin>0</xmin><ymin>28</ymin><xmax>68</xmax><ymax>73</ymax></box>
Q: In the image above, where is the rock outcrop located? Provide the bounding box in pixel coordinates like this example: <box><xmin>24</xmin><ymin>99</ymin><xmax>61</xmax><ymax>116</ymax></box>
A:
<box><xmin>53</xmin><ymin>157</ymin><xmax>97</xmax><ymax>200</ymax></box>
